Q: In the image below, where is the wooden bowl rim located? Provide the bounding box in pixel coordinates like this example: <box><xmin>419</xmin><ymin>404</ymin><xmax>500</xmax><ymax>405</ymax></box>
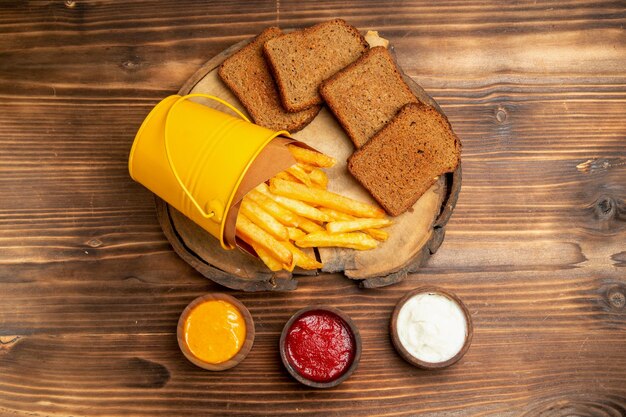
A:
<box><xmin>279</xmin><ymin>305</ymin><xmax>362</xmax><ymax>388</ymax></box>
<box><xmin>177</xmin><ymin>293</ymin><xmax>255</xmax><ymax>371</ymax></box>
<box><xmin>389</xmin><ymin>286</ymin><xmax>473</xmax><ymax>370</ymax></box>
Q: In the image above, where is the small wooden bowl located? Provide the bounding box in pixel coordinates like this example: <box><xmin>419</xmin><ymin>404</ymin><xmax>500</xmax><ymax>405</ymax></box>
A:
<box><xmin>279</xmin><ymin>306</ymin><xmax>361</xmax><ymax>388</ymax></box>
<box><xmin>177</xmin><ymin>293</ymin><xmax>255</xmax><ymax>371</ymax></box>
<box><xmin>390</xmin><ymin>286</ymin><xmax>473</xmax><ymax>370</ymax></box>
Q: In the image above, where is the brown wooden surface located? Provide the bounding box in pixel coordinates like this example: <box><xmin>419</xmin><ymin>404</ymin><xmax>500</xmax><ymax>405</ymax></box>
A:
<box><xmin>1</xmin><ymin>1</ymin><xmax>625</xmax><ymax>416</ymax></box>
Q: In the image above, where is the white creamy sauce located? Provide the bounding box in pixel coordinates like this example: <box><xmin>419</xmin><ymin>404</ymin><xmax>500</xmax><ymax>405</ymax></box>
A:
<box><xmin>397</xmin><ymin>292</ymin><xmax>467</xmax><ymax>363</ymax></box>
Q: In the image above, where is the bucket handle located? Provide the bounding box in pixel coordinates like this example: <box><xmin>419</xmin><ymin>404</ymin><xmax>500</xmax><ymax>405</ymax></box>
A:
<box><xmin>164</xmin><ymin>94</ymin><xmax>251</xmax><ymax>219</ymax></box>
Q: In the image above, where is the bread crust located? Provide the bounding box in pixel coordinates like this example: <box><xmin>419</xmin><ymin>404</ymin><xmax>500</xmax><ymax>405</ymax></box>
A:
<box><xmin>348</xmin><ymin>102</ymin><xmax>461</xmax><ymax>216</ymax></box>
<box><xmin>218</xmin><ymin>27</ymin><xmax>320</xmax><ymax>133</ymax></box>
<box><xmin>263</xmin><ymin>19</ymin><xmax>368</xmax><ymax>113</ymax></box>
<box><xmin>320</xmin><ymin>46</ymin><xmax>418</xmax><ymax>148</ymax></box>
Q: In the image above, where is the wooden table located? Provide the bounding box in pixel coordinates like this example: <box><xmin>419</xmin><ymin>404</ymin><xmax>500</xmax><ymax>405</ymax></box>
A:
<box><xmin>1</xmin><ymin>1</ymin><xmax>625</xmax><ymax>416</ymax></box>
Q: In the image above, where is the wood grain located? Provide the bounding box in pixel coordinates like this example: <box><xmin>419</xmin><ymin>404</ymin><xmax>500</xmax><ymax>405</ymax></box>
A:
<box><xmin>1</xmin><ymin>0</ymin><xmax>625</xmax><ymax>416</ymax></box>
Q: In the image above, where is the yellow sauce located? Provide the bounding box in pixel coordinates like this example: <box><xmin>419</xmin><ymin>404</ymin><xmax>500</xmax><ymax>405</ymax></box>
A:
<box><xmin>184</xmin><ymin>300</ymin><xmax>246</xmax><ymax>364</ymax></box>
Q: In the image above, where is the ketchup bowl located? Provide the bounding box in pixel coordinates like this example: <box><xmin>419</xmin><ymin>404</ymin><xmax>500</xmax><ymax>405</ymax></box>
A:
<box><xmin>279</xmin><ymin>306</ymin><xmax>361</xmax><ymax>388</ymax></box>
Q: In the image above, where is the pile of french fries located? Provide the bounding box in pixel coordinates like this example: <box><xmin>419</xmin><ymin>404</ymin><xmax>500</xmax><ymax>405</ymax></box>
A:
<box><xmin>235</xmin><ymin>145</ymin><xmax>392</xmax><ymax>272</ymax></box>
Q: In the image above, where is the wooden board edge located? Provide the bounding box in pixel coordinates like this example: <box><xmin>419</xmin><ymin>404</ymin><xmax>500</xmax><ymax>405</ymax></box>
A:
<box><xmin>159</xmin><ymin>36</ymin><xmax>461</xmax><ymax>290</ymax></box>
<box><xmin>178</xmin><ymin>38</ymin><xmax>254</xmax><ymax>95</ymax></box>
<box><xmin>435</xmin><ymin>165</ymin><xmax>462</xmax><ymax>229</ymax></box>
<box><xmin>359</xmin><ymin>164</ymin><xmax>461</xmax><ymax>288</ymax></box>
<box><xmin>155</xmin><ymin>197</ymin><xmax>297</xmax><ymax>292</ymax></box>
<box><xmin>354</xmin><ymin>55</ymin><xmax>462</xmax><ymax>288</ymax></box>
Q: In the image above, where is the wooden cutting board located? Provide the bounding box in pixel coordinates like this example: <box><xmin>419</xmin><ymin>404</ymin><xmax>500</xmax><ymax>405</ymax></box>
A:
<box><xmin>155</xmin><ymin>37</ymin><xmax>461</xmax><ymax>291</ymax></box>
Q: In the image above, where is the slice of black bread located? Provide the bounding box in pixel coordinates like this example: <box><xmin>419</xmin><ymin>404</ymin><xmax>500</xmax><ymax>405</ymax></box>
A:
<box><xmin>320</xmin><ymin>46</ymin><xmax>417</xmax><ymax>148</ymax></box>
<box><xmin>263</xmin><ymin>19</ymin><xmax>369</xmax><ymax>113</ymax></box>
<box><xmin>348</xmin><ymin>102</ymin><xmax>461</xmax><ymax>217</ymax></box>
<box><xmin>218</xmin><ymin>27</ymin><xmax>321</xmax><ymax>133</ymax></box>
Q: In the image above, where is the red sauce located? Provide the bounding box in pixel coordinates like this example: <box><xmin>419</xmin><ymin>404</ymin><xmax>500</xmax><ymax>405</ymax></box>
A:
<box><xmin>284</xmin><ymin>310</ymin><xmax>355</xmax><ymax>383</ymax></box>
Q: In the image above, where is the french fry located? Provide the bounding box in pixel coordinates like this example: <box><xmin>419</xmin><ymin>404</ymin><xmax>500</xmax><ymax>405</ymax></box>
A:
<box><xmin>296</xmin><ymin>162</ymin><xmax>315</xmax><ymax>172</ymax></box>
<box><xmin>286</xmin><ymin>164</ymin><xmax>313</xmax><ymax>187</ymax></box>
<box><xmin>295</xmin><ymin>231</ymin><xmax>378</xmax><ymax>250</ymax></box>
<box><xmin>246</xmin><ymin>189</ymin><xmax>325</xmax><ymax>233</ymax></box>
<box><xmin>326</xmin><ymin>218</ymin><xmax>392</xmax><ymax>234</ymax></box>
<box><xmin>308</xmin><ymin>168</ymin><xmax>328</xmax><ymax>189</ymax></box>
<box><xmin>320</xmin><ymin>208</ymin><xmax>389</xmax><ymax>241</ymax></box>
<box><xmin>269</xmin><ymin>194</ymin><xmax>332</xmax><ymax>223</ymax></box>
<box><xmin>240</xmin><ymin>198</ymin><xmax>289</xmax><ymax>241</ymax></box>
<box><xmin>319</xmin><ymin>207</ymin><xmax>354</xmax><ymax>221</ymax></box>
<box><xmin>287</xmin><ymin>227</ymin><xmax>307</xmax><ymax>241</ymax></box>
<box><xmin>365</xmin><ymin>228</ymin><xmax>389</xmax><ymax>241</ymax></box>
<box><xmin>282</xmin><ymin>241</ymin><xmax>323</xmax><ymax>270</ymax></box>
<box><xmin>255</xmin><ymin>182</ymin><xmax>272</xmax><ymax>194</ymax></box>
<box><xmin>274</xmin><ymin>171</ymin><xmax>300</xmax><ymax>183</ymax></box>
<box><xmin>236</xmin><ymin>213</ymin><xmax>292</xmax><ymax>266</ymax></box>
<box><xmin>255</xmin><ymin>182</ymin><xmax>330</xmax><ymax>223</ymax></box>
<box><xmin>269</xmin><ymin>178</ymin><xmax>385</xmax><ymax>219</ymax></box>
<box><xmin>236</xmin><ymin>147</ymin><xmax>392</xmax><ymax>271</ymax></box>
<box><xmin>249</xmin><ymin>242</ymin><xmax>283</xmax><ymax>272</ymax></box>
<box><xmin>287</xmin><ymin>144</ymin><xmax>336</xmax><ymax>168</ymax></box>
<box><xmin>288</xmin><ymin>215</ymin><xmax>323</xmax><ymax>233</ymax></box>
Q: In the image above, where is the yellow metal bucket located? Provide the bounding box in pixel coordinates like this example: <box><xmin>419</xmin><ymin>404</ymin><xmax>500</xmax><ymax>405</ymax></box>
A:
<box><xmin>128</xmin><ymin>94</ymin><xmax>290</xmax><ymax>250</ymax></box>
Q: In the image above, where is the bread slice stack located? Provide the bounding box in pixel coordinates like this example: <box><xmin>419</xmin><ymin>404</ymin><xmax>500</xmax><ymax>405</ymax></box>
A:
<box><xmin>219</xmin><ymin>27</ymin><xmax>321</xmax><ymax>133</ymax></box>
<box><xmin>218</xmin><ymin>19</ymin><xmax>461</xmax><ymax>217</ymax></box>
<box><xmin>320</xmin><ymin>47</ymin><xmax>417</xmax><ymax>148</ymax></box>
<box><xmin>219</xmin><ymin>20</ymin><xmax>367</xmax><ymax>132</ymax></box>
<box><xmin>319</xmin><ymin>44</ymin><xmax>461</xmax><ymax>216</ymax></box>
<box><xmin>263</xmin><ymin>19</ymin><xmax>369</xmax><ymax>112</ymax></box>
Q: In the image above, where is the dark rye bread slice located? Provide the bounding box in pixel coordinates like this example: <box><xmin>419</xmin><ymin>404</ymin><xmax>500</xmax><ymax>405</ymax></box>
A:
<box><xmin>263</xmin><ymin>19</ymin><xmax>368</xmax><ymax>113</ymax></box>
<box><xmin>348</xmin><ymin>102</ymin><xmax>461</xmax><ymax>217</ymax></box>
<box><xmin>218</xmin><ymin>27</ymin><xmax>321</xmax><ymax>133</ymax></box>
<box><xmin>320</xmin><ymin>46</ymin><xmax>418</xmax><ymax>148</ymax></box>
